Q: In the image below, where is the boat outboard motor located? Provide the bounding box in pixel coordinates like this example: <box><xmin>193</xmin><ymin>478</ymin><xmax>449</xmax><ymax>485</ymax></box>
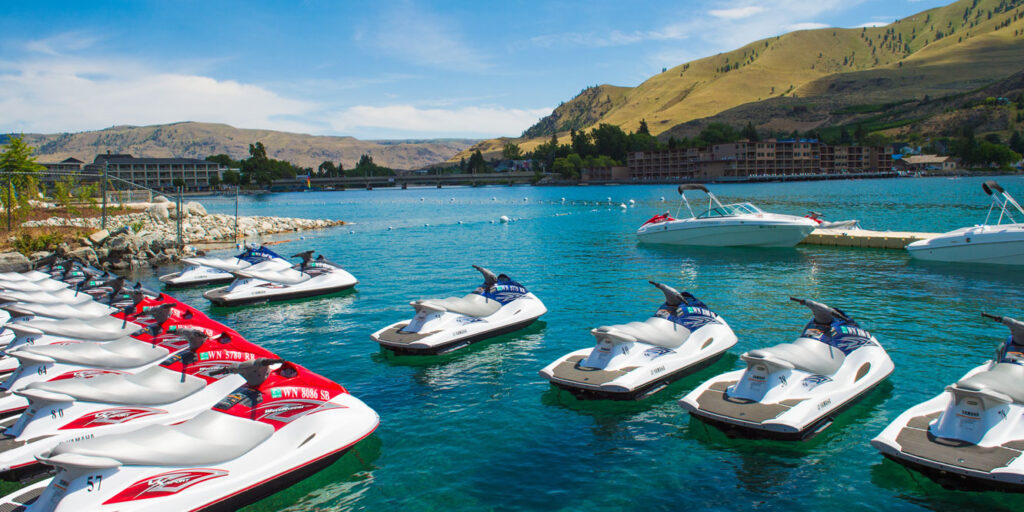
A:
<box><xmin>210</xmin><ymin>358</ymin><xmax>284</xmax><ymax>387</ymax></box>
<box><xmin>983</xmin><ymin>312</ymin><xmax>1024</xmax><ymax>362</ymax></box>
<box><xmin>790</xmin><ymin>297</ymin><xmax>849</xmax><ymax>326</ymax></box>
<box><xmin>292</xmin><ymin>250</ymin><xmax>315</xmax><ymax>271</ymax></box>
<box><xmin>472</xmin><ymin>265</ymin><xmax>498</xmax><ymax>289</ymax></box>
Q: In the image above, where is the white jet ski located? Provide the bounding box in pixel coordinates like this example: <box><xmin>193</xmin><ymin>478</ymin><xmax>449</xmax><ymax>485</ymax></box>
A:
<box><xmin>0</xmin><ymin>359</ymin><xmax>378</xmax><ymax>512</ymax></box>
<box><xmin>805</xmin><ymin>211</ymin><xmax>861</xmax><ymax>230</ymax></box>
<box><xmin>371</xmin><ymin>265</ymin><xmax>547</xmax><ymax>355</ymax></box>
<box><xmin>908</xmin><ymin>180</ymin><xmax>1024</xmax><ymax>265</ymax></box>
<box><xmin>0</xmin><ymin>333</ymin><xmax>278</xmax><ymax>477</ymax></box>
<box><xmin>680</xmin><ymin>297</ymin><xmax>894</xmax><ymax>440</ymax></box>
<box><xmin>204</xmin><ymin>250</ymin><xmax>358</xmax><ymax>307</ymax></box>
<box><xmin>159</xmin><ymin>244</ymin><xmax>291</xmax><ymax>288</ymax></box>
<box><xmin>872</xmin><ymin>313</ymin><xmax>1024</xmax><ymax>491</ymax></box>
<box><xmin>539</xmin><ymin>281</ymin><xmax>737</xmax><ymax>400</ymax></box>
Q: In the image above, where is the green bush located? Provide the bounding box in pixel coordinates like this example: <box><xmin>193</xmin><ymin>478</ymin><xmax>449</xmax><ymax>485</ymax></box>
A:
<box><xmin>12</xmin><ymin>232</ymin><xmax>64</xmax><ymax>256</ymax></box>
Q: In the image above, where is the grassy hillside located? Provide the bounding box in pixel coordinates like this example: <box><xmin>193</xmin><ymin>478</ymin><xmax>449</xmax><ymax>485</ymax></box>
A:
<box><xmin>23</xmin><ymin>122</ymin><xmax>478</xmax><ymax>170</ymax></box>
<box><xmin>455</xmin><ymin>0</ymin><xmax>1024</xmax><ymax>160</ymax></box>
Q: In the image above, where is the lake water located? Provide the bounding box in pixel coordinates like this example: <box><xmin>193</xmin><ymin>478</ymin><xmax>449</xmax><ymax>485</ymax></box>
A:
<box><xmin>132</xmin><ymin>177</ymin><xmax>1024</xmax><ymax>511</ymax></box>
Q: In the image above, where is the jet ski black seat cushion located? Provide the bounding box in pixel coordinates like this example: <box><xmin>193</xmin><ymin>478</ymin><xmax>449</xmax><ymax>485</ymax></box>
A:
<box><xmin>24</xmin><ymin>366</ymin><xmax>205</xmax><ymax>405</ymax></box>
<box><xmin>956</xmin><ymin>363</ymin><xmax>1024</xmax><ymax>403</ymax></box>
<box><xmin>16</xmin><ymin>338</ymin><xmax>167</xmax><ymax>369</ymax></box>
<box><xmin>418</xmin><ymin>294</ymin><xmax>501</xmax><ymax>318</ymax></box>
<box><xmin>50</xmin><ymin>410</ymin><xmax>273</xmax><ymax>466</ymax></box>
<box><xmin>594</xmin><ymin>318</ymin><xmax>691</xmax><ymax>349</ymax></box>
<box><xmin>746</xmin><ymin>338</ymin><xmax>846</xmax><ymax>375</ymax></box>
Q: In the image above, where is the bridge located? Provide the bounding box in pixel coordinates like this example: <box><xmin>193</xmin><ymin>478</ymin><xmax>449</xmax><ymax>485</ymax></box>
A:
<box><xmin>272</xmin><ymin>171</ymin><xmax>535</xmax><ymax>191</ymax></box>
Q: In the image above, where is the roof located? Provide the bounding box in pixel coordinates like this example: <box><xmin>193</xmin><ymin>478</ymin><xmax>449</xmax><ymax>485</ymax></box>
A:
<box><xmin>903</xmin><ymin>155</ymin><xmax>951</xmax><ymax>164</ymax></box>
<box><xmin>91</xmin><ymin>154</ymin><xmax>215</xmax><ymax>165</ymax></box>
<box><xmin>61</xmin><ymin>157</ymin><xmax>84</xmax><ymax>163</ymax></box>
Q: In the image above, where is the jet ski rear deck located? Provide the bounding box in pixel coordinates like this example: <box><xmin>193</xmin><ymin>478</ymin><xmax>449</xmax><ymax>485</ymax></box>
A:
<box><xmin>546</xmin><ymin>351</ymin><xmax>726</xmax><ymax>400</ymax></box>
<box><xmin>376</xmin><ymin>317</ymin><xmax>540</xmax><ymax>356</ymax></box>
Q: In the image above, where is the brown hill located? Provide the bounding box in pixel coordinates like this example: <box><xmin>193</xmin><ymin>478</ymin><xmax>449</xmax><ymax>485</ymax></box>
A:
<box><xmin>23</xmin><ymin>122</ymin><xmax>477</xmax><ymax>170</ymax></box>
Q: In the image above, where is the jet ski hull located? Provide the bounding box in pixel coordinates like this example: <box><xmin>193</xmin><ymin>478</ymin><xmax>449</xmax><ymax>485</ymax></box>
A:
<box><xmin>159</xmin><ymin>270</ymin><xmax>235</xmax><ymax>288</ymax></box>
<box><xmin>205</xmin><ymin>281</ymin><xmax>356</xmax><ymax>306</ymax></box>
<box><xmin>544</xmin><ymin>348</ymin><xmax>727</xmax><ymax>400</ymax></box>
<box><xmin>375</xmin><ymin>315</ymin><xmax>541</xmax><ymax>355</ymax></box>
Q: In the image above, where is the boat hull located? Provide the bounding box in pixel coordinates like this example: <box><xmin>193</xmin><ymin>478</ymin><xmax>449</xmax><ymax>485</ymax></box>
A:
<box><xmin>637</xmin><ymin>218</ymin><xmax>816</xmax><ymax>247</ymax></box>
<box><xmin>908</xmin><ymin>228</ymin><xmax>1024</xmax><ymax>265</ymax></box>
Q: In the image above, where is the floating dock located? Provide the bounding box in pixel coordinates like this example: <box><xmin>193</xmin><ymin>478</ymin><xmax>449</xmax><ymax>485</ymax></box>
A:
<box><xmin>800</xmin><ymin>228</ymin><xmax>938</xmax><ymax>250</ymax></box>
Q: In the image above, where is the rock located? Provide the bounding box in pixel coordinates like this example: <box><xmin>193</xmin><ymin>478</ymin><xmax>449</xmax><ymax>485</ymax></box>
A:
<box><xmin>106</xmin><ymin>233</ymin><xmax>143</xmax><ymax>254</ymax></box>
<box><xmin>95</xmin><ymin>248</ymin><xmax>109</xmax><ymax>261</ymax></box>
<box><xmin>163</xmin><ymin>248</ymin><xmax>177</xmax><ymax>256</ymax></box>
<box><xmin>153</xmin><ymin>196</ymin><xmax>170</xmax><ymax>204</ymax></box>
<box><xmin>146</xmin><ymin>203</ymin><xmax>170</xmax><ymax>222</ymax></box>
<box><xmin>112</xmin><ymin>260</ymin><xmax>130</xmax><ymax>270</ymax></box>
<box><xmin>29</xmin><ymin>251</ymin><xmax>51</xmax><ymax>261</ymax></box>
<box><xmin>0</xmin><ymin>252</ymin><xmax>30</xmax><ymax>273</ymax></box>
<box><xmin>57</xmin><ymin>242</ymin><xmax>71</xmax><ymax>255</ymax></box>
<box><xmin>88</xmin><ymin>229</ymin><xmax>109</xmax><ymax>245</ymax></box>
<box><xmin>69</xmin><ymin>247</ymin><xmax>99</xmax><ymax>265</ymax></box>
<box><xmin>184</xmin><ymin>201</ymin><xmax>207</xmax><ymax>216</ymax></box>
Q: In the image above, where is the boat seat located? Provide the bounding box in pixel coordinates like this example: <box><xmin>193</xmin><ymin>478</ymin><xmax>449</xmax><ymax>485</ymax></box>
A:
<box><xmin>594</xmin><ymin>317</ymin><xmax>691</xmax><ymax>349</ymax></box>
<box><xmin>49</xmin><ymin>410</ymin><xmax>272</xmax><ymax>466</ymax></box>
<box><xmin>21</xmin><ymin>317</ymin><xmax>139</xmax><ymax>340</ymax></box>
<box><xmin>417</xmin><ymin>294</ymin><xmax>501</xmax><ymax>318</ymax></box>
<box><xmin>16</xmin><ymin>338</ymin><xmax>167</xmax><ymax>369</ymax></box>
<box><xmin>24</xmin><ymin>366</ymin><xmax>205</xmax><ymax>405</ymax></box>
<box><xmin>746</xmin><ymin>338</ymin><xmax>846</xmax><ymax>375</ymax></box>
<box><xmin>956</xmin><ymin>363</ymin><xmax>1024</xmax><ymax>404</ymax></box>
<box><xmin>11</xmin><ymin>301</ymin><xmax>116</xmax><ymax>320</ymax></box>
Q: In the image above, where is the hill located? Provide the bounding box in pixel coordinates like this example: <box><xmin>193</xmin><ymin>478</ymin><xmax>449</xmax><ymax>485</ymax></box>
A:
<box><xmin>22</xmin><ymin>122</ymin><xmax>477</xmax><ymax>170</ymax></box>
<box><xmin>455</xmin><ymin>0</ymin><xmax>1024</xmax><ymax>160</ymax></box>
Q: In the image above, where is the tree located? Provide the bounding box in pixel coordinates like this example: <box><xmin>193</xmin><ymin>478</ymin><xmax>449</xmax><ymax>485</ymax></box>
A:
<box><xmin>501</xmin><ymin>142</ymin><xmax>522</xmax><ymax>160</ymax></box>
<box><xmin>350</xmin><ymin>154</ymin><xmax>393</xmax><ymax>177</ymax></box>
<box><xmin>698</xmin><ymin>123</ymin><xmax>739</xmax><ymax>144</ymax></box>
<box><xmin>854</xmin><ymin>124</ymin><xmax>867</xmax><ymax>144</ymax></box>
<box><xmin>208</xmin><ymin>173</ymin><xmax>221</xmax><ymax>189</ymax></box>
<box><xmin>205</xmin><ymin>154</ymin><xmax>238</xmax><ymax>167</ymax></box>
<box><xmin>637</xmin><ymin>119</ymin><xmax>650</xmax><ymax>136</ymax></box>
<box><xmin>839</xmin><ymin>127</ymin><xmax>853</xmax><ymax>144</ymax></box>
<box><xmin>1010</xmin><ymin>131</ymin><xmax>1024</xmax><ymax>155</ymax></box>
<box><xmin>222</xmin><ymin>170</ymin><xmax>240</xmax><ymax>186</ymax></box>
<box><xmin>590</xmin><ymin>123</ymin><xmax>630</xmax><ymax>163</ymax></box>
<box><xmin>741</xmin><ymin>122</ymin><xmax>760</xmax><ymax>142</ymax></box>
<box><xmin>0</xmin><ymin>135</ymin><xmax>44</xmax><ymax>228</ymax></box>
<box><xmin>571</xmin><ymin>130</ymin><xmax>594</xmax><ymax>157</ymax></box>
<box><xmin>248</xmin><ymin>142</ymin><xmax>267</xmax><ymax>161</ymax></box>
<box><xmin>467</xmin><ymin>150</ymin><xmax>488</xmax><ymax>174</ymax></box>
<box><xmin>318</xmin><ymin>161</ymin><xmax>337</xmax><ymax>176</ymax></box>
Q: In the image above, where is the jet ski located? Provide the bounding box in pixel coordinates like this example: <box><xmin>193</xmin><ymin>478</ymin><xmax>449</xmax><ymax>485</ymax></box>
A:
<box><xmin>0</xmin><ymin>358</ymin><xmax>378</xmax><ymax>511</ymax></box>
<box><xmin>204</xmin><ymin>250</ymin><xmax>358</xmax><ymax>307</ymax></box>
<box><xmin>539</xmin><ymin>281</ymin><xmax>737</xmax><ymax>400</ymax></box>
<box><xmin>680</xmin><ymin>297</ymin><xmax>894</xmax><ymax>440</ymax></box>
<box><xmin>872</xmin><ymin>313</ymin><xmax>1024</xmax><ymax>491</ymax></box>
<box><xmin>371</xmin><ymin>265</ymin><xmax>547</xmax><ymax>355</ymax></box>
<box><xmin>0</xmin><ymin>329</ymin><xmax>277</xmax><ymax>477</ymax></box>
<box><xmin>805</xmin><ymin>211</ymin><xmax>861</xmax><ymax>230</ymax></box>
<box><xmin>159</xmin><ymin>244</ymin><xmax>291</xmax><ymax>288</ymax></box>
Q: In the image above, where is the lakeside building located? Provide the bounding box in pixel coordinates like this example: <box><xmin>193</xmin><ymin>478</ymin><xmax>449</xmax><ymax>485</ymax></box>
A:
<box><xmin>897</xmin><ymin>154</ymin><xmax>957</xmax><ymax>173</ymax></box>
<box><xmin>627</xmin><ymin>139</ymin><xmax>893</xmax><ymax>181</ymax></box>
<box><xmin>82</xmin><ymin>153</ymin><xmax>225</xmax><ymax>192</ymax></box>
<box><xmin>38</xmin><ymin>157</ymin><xmax>86</xmax><ymax>187</ymax></box>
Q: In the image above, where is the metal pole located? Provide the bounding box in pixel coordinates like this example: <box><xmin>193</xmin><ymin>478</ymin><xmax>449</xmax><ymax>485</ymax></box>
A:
<box><xmin>6</xmin><ymin>173</ymin><xmax>11</xmax><ymax>232</ymax></box>
<box><xmin>101</xmin><ymin>161</ymin><xmax>108</xmax><ymax>230</ymax></box>
<box><xmin>176</xmin><ymin>186</ymin><xmax>182</xmax><ymax>248</ymax></box>
<box><xmin>234</xmin><ymin>185</ymin><xmax>239</xmax><ymax>244</ymax></box>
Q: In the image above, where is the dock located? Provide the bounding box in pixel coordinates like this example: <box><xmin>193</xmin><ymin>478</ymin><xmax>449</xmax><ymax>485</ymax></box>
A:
<box><xmin>800</xmin><ymin>228</ymin><xmax>938</xmax><ymax>250</ymax></box>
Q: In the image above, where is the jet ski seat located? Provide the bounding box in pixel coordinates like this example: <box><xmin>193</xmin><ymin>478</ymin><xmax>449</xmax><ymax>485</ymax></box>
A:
<box><xmin>594</xmin><ymin>317</ymin><xmax>691</xmax><ymax>349</ymax></box>
<box><xmin>20</xmin><ymin>317</ymin><xmax>139</xmax><ymax>340</ymax></box>
<box><xmin>745</xmin><ymin>338</ymin><xmax>846</xmax><ymax>375</ymax></box>
<box><xmin>49</xmin><ymin>410</ymin><xmax>273</xmax><ymax>466</ymax></box>
<box><xmin>23</xmin><ymin>366</ymin><xmax>205</xmax><ymax>405</ymax></box>
<box><xmin>955</xmin><ymin>363</ymin><xmax>1024</xmax><ymax>403</ymax></box>
<box><xmin>15</xmin><ymin>338</ymin><xmax>167</xmax><ymax>369</ymax></box>
<box><xmin>417</xmin><ymin>294</ymin><xmax>501</xmax><ymax>318</ymax></box>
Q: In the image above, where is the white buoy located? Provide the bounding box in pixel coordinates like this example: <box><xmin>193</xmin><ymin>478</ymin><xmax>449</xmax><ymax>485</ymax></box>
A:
<box><xmin>457</xmin><ymin>221</ymin><xmax>463</xmax><ymax>225</ymax></box>
<box><xmin>629</xmin><ymin>199</ymin><xmax>636</xmax><ymax>205</ymax></box>
<box><xmin>660</xmin><ymin>196</ymin><xmax>665</xmax><ymax>202</ymax></box>
<box><xmin>523</xmin><ymin>197</ymin><xmax>528</xmax><ymax>202</ymax></box>
<box><xmin>349</xmin><ymin>230</ymin><xmax>355</xmax><ymax>234</ymax></box>
<box><xmin>387</xmin><ymin>226</ymin><xmax>393</xmax><ymax>230</ymax></box>
<box><xmin>560</xmin><ymin>197</ymin><xmax>565</xmax><ymax>203</ymax></box>
<box><xmin>420</xmin><ymin>197</ymin><xmax>424</xmax><ymax>201</ymax></box>
<box><xmin>619</xmin><ymin>203</ymin><xmax>627</xmax><ymax>209</ymax></box>
<box><xmin>499</xmin><ymin>215</ymin><xmax>510</xmax><ymax>223</ymax></box>
<box><xmin>424</xmin><ymin>223</ymin><xmax>430</xmax><ymax>227</ymax></box>
<box><xmin>607</xmin><ymin>197</ymin><xmax>612</xmax><ymax>203</ymax></box>
<box><xmin>491</xmin><ymin>196</ymin><xmax>497</xmax><ymax>201</ymax></box>
<box><xmin>489</xmin><ymin>220</ymin><xmax>494</xmax><ymax>224</ymax></box>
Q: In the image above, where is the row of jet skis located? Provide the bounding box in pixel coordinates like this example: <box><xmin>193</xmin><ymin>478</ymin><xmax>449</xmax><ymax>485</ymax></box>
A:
<box><xmin>163</xmin><ymin>249</ymin><xmax>1024</xmax><ymax>492</ymax></box>
<box><xmin>0</xmin><ymin>259</ymin><xmax>378</xmax><ymax>511</ymax></box>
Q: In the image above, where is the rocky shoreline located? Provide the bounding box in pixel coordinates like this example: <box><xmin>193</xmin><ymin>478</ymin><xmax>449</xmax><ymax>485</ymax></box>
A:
<box><xmin>5</xmin><ymin>197</ymin><xmax>344</xmax><ymax>272</ymax></box>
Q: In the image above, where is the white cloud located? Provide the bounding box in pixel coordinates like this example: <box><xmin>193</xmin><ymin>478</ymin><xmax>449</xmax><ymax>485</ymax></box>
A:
<box><xmin>786</xmin><ymin>22</ymin><xmax>831</xmax><ymax>31</ymax></box>
<box><xmin>331</xmin><ymin>105</ymin><xmax>551</xmax><ymax>137</ymax></box>
<box><xmin>708</xmin><ymin>6</ymin><xmax>766</xmax><ymax>19</ymax></box>
<box><xmin>358</xmin><ymin>4</ymin><xmax>491</xmax><ymax>72</ymax></box>
<box><xmin>854</xmin><ymin>21</ymin><xmax>890</xmax><ymax>27</ymax></box>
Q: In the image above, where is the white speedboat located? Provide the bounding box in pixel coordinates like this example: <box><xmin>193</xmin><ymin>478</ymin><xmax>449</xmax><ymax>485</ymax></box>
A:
<box><xmin>539</xmin><ymin>281</ymin><xmax>737</xmax><ymax>400</ymax></box>
<box><xmin>908</xmin><ymin>181</ymin><xmax>1024</xmax><ymax>265</ymax></box>
<box><xmin>636</xmin><ymin>184</ymin><xmax>817</xmax><ymax>247</ymax></box>
<box><xmin>204</xmin><ymin>251</ymin><xmax>357</xmax><ymax>306</ymax></box>
<box><xmin>371</xmin><ymin>266</ymin><xmax>547</xmax><ymax>355</ymax></box>
<box><xmin>680</xmin><ymin>298</ymin><xmax>894</xmax><ymax>440</ymax></box>
<box><xmin>159</xmin><ymin>244</ymin><xmax>291</xmax><ymax>288</ymax></box>
<box><xmin>872</xmin><ymin>313</ymin><xmax>1024</xmax><ymax>491</ymax></box>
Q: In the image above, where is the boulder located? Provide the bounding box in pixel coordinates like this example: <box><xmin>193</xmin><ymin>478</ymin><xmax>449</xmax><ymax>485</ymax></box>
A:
<box><xmin>146</xmin><ymin>203</ymin><xmax>170</xmax><ymax>222</ymax></box>
<box><xmin>153</xmin><ymin>196</ymin><xmax>170</xmax><ymax>204</ymax></box>
<box><xmin>88</xmin><ymin>229</ymin><xmax>109</xmax><ymax>245</ymax></box>
<box><xmin>105</xmin><ymin>233</ymin><xmax>143</xmax><ymax>254</ymax></box>
<box><xmin>69</xmin><ymin>247</ymin><xmax>99</xmax><ymax>265</ymax></box>
<box><xmin>184</xmin><ymin>201</ymin><xmax>207</xmax><ymax>216</ymax></box>
<box><xmin>0</xmin><ymin>252</ymin><xmax>30</xmax><ymax>273</ymax></box>
<box><xmin>29</xmin><ymin>251</ymin><xmax>51</xmax><ymax>261</ymax></box>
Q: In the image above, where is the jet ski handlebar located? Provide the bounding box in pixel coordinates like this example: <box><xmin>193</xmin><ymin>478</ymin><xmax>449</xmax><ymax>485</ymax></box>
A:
<box><xmin>790</xmin><ymin>297</ymin><xmax>849</xmax><ymax>325</ymax></box>
<box><xmin>983</xmin><ymin>312</ymin><xmax>1024</xmax><ymax>342</ymax></box>
<box><xmin>649</xmin><ymin>280</ymin><xmax>685</xmax><ymax>306</ymax></box>
<box><xmin>208</xmin><ymin>358</ymin><xmax>284</xmax><ymax>387</ymax></box>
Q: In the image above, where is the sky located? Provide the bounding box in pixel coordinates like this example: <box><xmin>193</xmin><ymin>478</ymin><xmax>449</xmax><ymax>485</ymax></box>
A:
<box><xmin>0</xmin><ymin>0</ymin><xmax>952</xmax><ymax>140</ymax></box>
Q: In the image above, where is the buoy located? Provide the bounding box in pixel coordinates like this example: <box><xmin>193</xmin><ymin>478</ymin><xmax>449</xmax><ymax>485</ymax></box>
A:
<box><xmin>560</xmin><ymin>197</ymin><xmax>565</xmax><ymax>202</ymax></box>
<box><xmin>629</xmin><ymin>199</ymin><xmax>635</xmax><ymax>205</ymax></box>
<box><xmin>523</xmin><ymin>197</ymin><xmax>528</xmax><ymax>202</ymax></box>
<box><xmin>489</xmin><ymin>220</ymin><xmax>494</xmax><ymax>224</ymax></box>
<box><xmin>660</xmin><ymin>196</ymin><xmax>665</xmax><ymax>202</ymax></box>
<box><xmin>499</xmin><ymin>215</ymin><xmax>510</xmax><ymax>223</ymax></box>
<box><xmin>607</xmin><ymin>197</ymin><xmax>612</xmax><ymax>203</ymax></box>
<box><xmin>424</xmin><ymin>223</ymin><xmax>430</xmax><ymax>227</ymax></box>
<box><xmin>619</xmin><ymin>203</ymin><xmax>627</xmax><ymax>209</ymax></box>
<box><xmin>457</xmin><ymin>221</ymin><xmax>463</xmax><ymax>225</ymax></box>
<box><xmin>419</xmin><ymin>197</ymin><xmax>424</xmax><ymax>201</ymax></box>
<box><xmin>491</xmin><ymin>197</ymin><xmax>496</xmax><ymax>201</ymax></box>
<box><xmin>387</xmin><ymin>226</ymin><xmax>393</xmax><ymax>230</ymax></box>
<box><xmin>349</xmin><ymin>230</ymin><xmax>355</xmax><ymax>234</ymax></box>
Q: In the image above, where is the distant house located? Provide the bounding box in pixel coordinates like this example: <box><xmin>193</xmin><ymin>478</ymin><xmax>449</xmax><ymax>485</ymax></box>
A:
<box><xmin>899</xmin><ymin>154</ymin><xmax>957</xmax><ymax>173</ymax></box>
<box><xmin>38</xmin><ymin>157</ymin><xmax>87</xmax><ymax>187</ymax></box>
<box><xmin>493</xmin><ymin>159</ymin><xmax>532</xmax><ymax>172</ymax></box>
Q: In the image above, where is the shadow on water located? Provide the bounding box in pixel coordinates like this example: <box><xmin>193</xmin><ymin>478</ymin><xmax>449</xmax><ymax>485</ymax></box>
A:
<box><xmin>907</xmin><ymin>258</ymin><xmax>1024</xmax><ymax>286</ymax></box>
<box><xmin>238</xmin><ymin>434</ymin><xmax>383</xmax><ymax>512</ymax></box>
<box><xmin>869</xmin><ymin>456</ymin><xmax>1024</xmax><ymax>512</ymax></box>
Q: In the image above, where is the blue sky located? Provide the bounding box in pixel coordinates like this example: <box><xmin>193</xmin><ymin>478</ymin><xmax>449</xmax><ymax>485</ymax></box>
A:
<box><xmin>0</xmin><ymin>0</ymin><xmax>950</xmax><ymax>140</ymax></box>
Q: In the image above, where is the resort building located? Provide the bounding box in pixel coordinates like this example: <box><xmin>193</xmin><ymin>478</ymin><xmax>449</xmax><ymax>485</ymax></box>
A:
<box><xmin>38</xmin><ymin>157</ymin><xmax>87</xmax><ymax>187</ymax></box>
<box><xmin>898</xmin><ymin>154</ymin><xmax>957</xmax><ymax>173</ymax></box>
<box><xmin>627</xmin><ymin>140</ymin><xmax>894</xmax><ymax>181</ymax></box>
<box><xmin>83</xmin><ymin>153</ymin><xmax>226</xmax><ymax>192</ymax></box>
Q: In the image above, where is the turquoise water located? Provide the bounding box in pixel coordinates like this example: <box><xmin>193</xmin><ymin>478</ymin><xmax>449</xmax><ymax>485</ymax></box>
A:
<box><xmin>132</xmin><ymin>177</ymin><xmax>1024</xmax><ymax>511</ymax></box>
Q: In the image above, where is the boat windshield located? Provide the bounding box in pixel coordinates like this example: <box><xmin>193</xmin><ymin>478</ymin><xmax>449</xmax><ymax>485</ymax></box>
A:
<box><xmin>696</xmin><ymin>202</ymin><xmax>763</xmax><ymax>218</ymax></box>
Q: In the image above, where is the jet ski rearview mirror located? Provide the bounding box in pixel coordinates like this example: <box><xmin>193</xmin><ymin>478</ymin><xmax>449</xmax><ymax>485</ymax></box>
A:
<box><xmin>649</xmin><ymin>280</ymin><xmax>685</xmax><ymax>307</ymax></box>
<box><xmin>790</xmin><ymin>297</ymin><xmax>849</xmax><ymax>325</ymax></box>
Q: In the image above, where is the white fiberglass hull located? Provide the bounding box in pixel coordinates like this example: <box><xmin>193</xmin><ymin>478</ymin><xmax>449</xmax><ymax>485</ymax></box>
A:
<box><xmin>637</xmin><ymin>216</ymin><xmax>816</xmax><ymax>247</ymax></box>
<box><xmin>908</xmin><ymin>225</ymin><xmax>1024</xmax><ymax>265</ymax></box>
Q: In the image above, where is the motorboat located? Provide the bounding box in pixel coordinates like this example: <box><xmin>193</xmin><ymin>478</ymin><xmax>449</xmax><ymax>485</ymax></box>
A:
<box><xmin>539</xmin><ymin>281</ymin><xmax>737</xmax><ymax>400</ymax></box>
<box><xmin>908</xmin><ymin>181</ymin><xmax>1024</xmax><ymax>265</ymax></box>
<box><xmin>872</xmin><ymin>313</ymin><xmax>1024</xmax><ymax>490</ymax></box>
<box><xmin>0</xmin><ymin>329</ymin><xmax>277</xmax><ymax>477</ymax></box>
<box><xmin>636</xmin><ymin>184</ymin><xmax>818</xmax><ymax>247</ymax></box>
<box><xmin>159</xmin><ymin>244</ymin><xmax>291</xmax><ymax>288</ymax></box>
<box><xmin>0</xmin><ymin>359</ymin><xmax>378</xmax><ymax>511</ymax></box>
<box><xmin>204</xmin><ymin>250</ymin><xmax>358</xmax><ymax>306</ymax></box>
<box><xmin>805</xmin><ymin>211</ymin><xmax>861</xmax><ymax>230</ymax></box>
<box><xmin>371</xmin><ymin>265</ymin><xmax>547</xmax><ymax>355</ymax></box>
<box><xmin>679</xmin><ymin>297</ymin><xmax>894</xmax><ymax>440</ymax></box>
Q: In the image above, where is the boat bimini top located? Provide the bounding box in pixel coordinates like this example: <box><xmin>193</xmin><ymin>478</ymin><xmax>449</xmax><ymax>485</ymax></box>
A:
<box><xmin>981</xmin><ymin>180</ymin><xmax>1024</xmax><ymax>227</ymax></box>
